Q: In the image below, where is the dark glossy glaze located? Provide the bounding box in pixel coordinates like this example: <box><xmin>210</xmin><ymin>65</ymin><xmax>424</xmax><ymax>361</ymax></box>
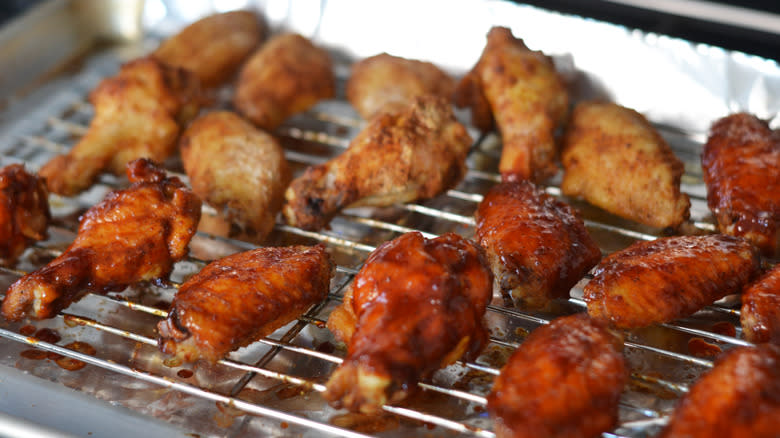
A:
<box><xmin>741</xmin><ymin>264</ymin><xmax>780</xmax><ymax>344</ymax></box>
<box><xmin>0</xmin><ymin>164</ymin><xmax>50</xmax><ymax>265</ymax></box>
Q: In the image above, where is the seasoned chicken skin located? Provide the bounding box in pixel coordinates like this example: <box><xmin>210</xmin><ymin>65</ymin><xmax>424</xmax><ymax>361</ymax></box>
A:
<box><xmin>658</xmin><ymin>344</ymin><xmax>780</xmax><ymax>438</ymax></box>
<box><xmin>39</xmin><ymin>58</ymin><xmax>200</xmax><ymax>196</ymax></box>
<box><xmin>152</xmin><ymin>10</ymin><xmax>264</xmax><ymax>88</ymax></box>
<box><xmin>585</xmin><ymin>235</ymin><xmax>760</xmax><ymax>329</ymax></box>
<box><xmin>324</xmin><ymin>232</ymin><xmax>493</xmax><ymax>414</ymax></box>
<box><xmin>454</xmin><ymin>26</ymin><xmax>568</xmax><ymax>182</ymax></box>
<box><xmin>283</xmin><ymin>95</ymin><xmax>471</xmax><ymax>230</ymax></box>
<box><xmin>234</xmin><ymin>33</ymin><xmax>334</xmax><ymax>130</ymax></box>
<box><xmin>488</xmin><ymin>314</ymin><xmax>627</xmax><ymax>438</ymax></box>
<box><xmin>2</xmin><ymin>159</ymin><xmax>201</xmax><ymax>321</ymax></box>
<box><xmin>347</xmin><ymin>53</ymin><xmax>455</xmax><ymax>119</ymax></box>
<box><xmin>702</xmin><ymin>113</ymin><xmax>780</xmax><ymax>257</ymax></box>
<box><xmin>561</xmin><ymin>101</ymin><xmax>690</xmax><ymax>229</ymax></box>
<box><xmin>180</xmin><ymin>111</ymin><xmax>290</xmax><ymax>240</ymax></box>
<box><xmin>0</xmin><ymin>165</ymin><xmax>50</xmax><ymax>265</ymax></box>
<box><xmin>157</xmin><ymin>244</ymin><xmax>332</xmax><ymax>363</ymax></box>
<box><xmin>475</xmin><ymin>181</ymin><xmax>601</xmax><ymax>309</ymax></box>
<box><xmin>741</xmin><ymin>264</ymin><xmax>780</xmax><ymax>344</ymax></box>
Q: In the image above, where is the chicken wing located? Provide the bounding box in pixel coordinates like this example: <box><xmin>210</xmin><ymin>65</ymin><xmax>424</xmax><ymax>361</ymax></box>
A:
<box><xmin>585</xmin><ymin>234</ymin><xmax>760</xmax><ymax>329</ymax></box>
<box><xmin>234</xmin><ymin>33</ymin><xmax>334</xmax><ymax>130</ymax></box>
<box><xmin>454</xmin><ymin>26</ymin><xmax>568</xmax><ymax>183</ymax></box>
<box><xmin>283</xmin><ymin>95</ymin><xmax>471</xmax><ymax>230</ymax></box>
<box><xmin>157</xmin><ymin>244</ymin><xmax>332</xmax><ymax>363</ymax></box>
<box><xmin>152</xmin><ymin>10</ymin><xmax>264</xmax><ymax>88</ymax></box>
<box><xmin>658</xmin><ymin>344</ymin><xmax>780</xmax><ymax>438</ymax></box>
<box><xmin>39</xmin><ymin>58</ymin><xmax>200</xmax><ymax>196</ymax></box>
<box><xmin>702</xmin><ymin>113</ymin><xmax>780</xmax><ymax>257</ymax></box>
<box><xmin>0</xmin><ymin>164</ymin><xmax>50</xmax><ymax>265</ymax></box>
<box><xmin>741</xmin><ymin>264</ymin><xmax>780</xmax><ymax>344</ymax></box>
<box><xmin>488</xmin><ymin>313</ymin><xmax>627</xmax><ymax>438</ymax></box>
<box><xmin>346</xmin><ymin>53</ymin><xmax>455</xmax><ymax>119</ymax></box>
<box><xmin>475</xmin><ymin>181</ymin><xmax>601</xmax><ymax>309</ymax></box>
<box><xmin>561</xmin><ymin>101</ymin><xmax>690</xmax><ymax>229</ymax></box>
<box><xmin>2</xmin><ymin>159</ymin><xmax>201</xmax><ymax>321</ymax></box>
<box><xmin>324</xmin><ymin>232</ymin><xmax>493</xmax><ymax>414</ymax></box>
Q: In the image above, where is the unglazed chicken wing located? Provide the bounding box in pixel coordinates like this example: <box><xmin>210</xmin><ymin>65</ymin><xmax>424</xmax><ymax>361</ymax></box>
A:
<box><xmin>152</xmin><ymin>10</ymin><xmax>264</xmax><ymax>88</ymax></box>
<box><xmin>283</xmin><ymin>95</ymin><xmax>471</xmax><ymax>230</ymax></box>
<box><xmin>658</xmin><ymin>344</ymin><xmax>780</xmax><ymax>438</ymax></box>
<box><xmin>39</xmin><ymin>58</ymin><xmax>200</xmax><ymax>196</ymax></box>
<box><xmin>488</xmin><ymin>314</ymin><xmax>627</xmax><ymax>438</ymax></box>
<box><xmin>585</xmin><ymin>235</ymin><xmax>760</xmax><ymax>329</ymax></box>
<box><xmin>702</xmin><ymin>113</ymin><xmax>780</xmax><ymax>257</ymax></box>
<box><xmin>2</xmin><ymin>159</ymin><xmax>201</xmax><ymax>321</ymax></box>
<box><xmin>454</xmin><ymin>26</ymin><xmax>568</xmax><ymax>182</ymax></box>
<box><xmin>234</xmin><ymin>33</ymin><xmax>334</xmax><ymax>130</ymax></box>
<box><xmin>180</xmin><ymin>111</ymin><xmax>290</xmax><ymax>240</ymax></box>
<box><xmin>346</xmin><ymin>53</ymin><xmax>455</xmax><ymax>119</ymax></box>
<box><xmin>157</xmin><ymin>244</ymin><xmax>332</xmax><ymax>363</ymax></box>
<box><xmin>475</xmin><ymin>181</ymin><xmax>601</xmax><ymax>309</ymax></box>
<box><xmin>0</xmin><ymin>164</ymin><xmax>50</xmax><ymax>265</ymax></box>
<box><xmin>561</xmin><ymin>101</ymin><xmax>690</xmax><ymax>229</ymax></box>
<box><xmin>741</xmin><ymin>264</ymin><xmax>780</xmax><ymax>344</ymax></box>
<box><xmin>324</xmin><ymin>232</ymin><xmax>492</xmax><ymax>414</ymax></box>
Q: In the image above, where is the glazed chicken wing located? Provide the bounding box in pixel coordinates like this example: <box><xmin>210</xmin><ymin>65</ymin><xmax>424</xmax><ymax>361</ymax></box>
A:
<box><xmin>475</xmin><ymin>181</ymin><xmax>601</xmax><ymax>309</ymax></box>
<box><xmin>283</xmin><ymin>95</ymin><xmax>471</xmax><ymax>230</ymax></box>
<box><xmin>658</xmin><ymin>344</ymin><xmax>780</xmax><ymax>438</ymax></box>
<box><xmin>454</xmin><ymin>26</ymin><xmax>568</xmax><ymax>183</ymax></box>
<box><xmin>585</xmin><ymin>234</ymin><xmax>760</xmax><ymax>329</ymax></box>
<box><xmin>488</xmin><ymin>313</ymin><xmax>627</xmax><ymax>438</ymax></box>
<box><xmin>157</xmin><ymin>244</ymin><xmax>332</xmax><ymax>363</ymax></box>
<box><xmin>324</xmin><ymin>232</ymin><xmax>493</xmax><ymax>414</ymax></box>
<box><xmin>39</xmin><ymin>58</ymin><xmax>200</xmax><ymax>196</ymax></box>
<box><xmin>741</xmin><ymin>264</ymin><xmax>780</xmax><ymax>344</ymax></box>
<box><xmin>561</xmin><ymin>101</ymin><xmax>690</xmax><ymax>229</ymax></box>
<box><xmin>702</xmin><ymin>113</ymin><xmax>780</xmax><ymax>257</ymax></box>
<box><xmin>2</xmin><ymin>159</ymin><xmax>201</xmax><ymax>321</ymax></box>
<box><xmin>234</xmin><ymin>33</ymin><xmax>334</xmax><ymax>130</ymax></box>
<box><xmin>347</xmin><ymin>53</ymin><xmax>455</xmax><ymax>119</ymax></box>
<box><xmin>0</xmin><ymin>165</ymin><xmax>50</xmax><ymax>265</ymax></box>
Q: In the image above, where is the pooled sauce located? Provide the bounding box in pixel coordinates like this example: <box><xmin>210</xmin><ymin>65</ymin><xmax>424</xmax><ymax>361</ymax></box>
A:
<box><xmin>711</xmin><ymin>321</ymin><xmax>737</xmax><ymax>338</ymax></box>
<box><xmin>329</xmin><ymin>412</ymin><xmax>400</xmax><ymax>434</ymax></box>
<box><xmin>177</xmin><ymin>369</ymin><xmax>194</xmax><ymax>379</ymax></box>
<box><xmin>34</xmin><ymin>328</ymin><xmax>61</xmax><ymax>344</ymax></box>
<box><xmin>20</xmin><ymin>349</ymin><xmax>48</xmax><ymax>360</ymax></box>
<box><xmin>19</xmin><ymin>325</ymin><xmax>36</xmax><ymax>336</ymax></box>
<box><xmin>688</xmin><ymin>338</ymin><xmax>722</xmax><ymax>358</ymax></box>
<box><xmin>55</xmin><ymin>341</ymin><xmax>96</xmax><ymax>371</ymax></box>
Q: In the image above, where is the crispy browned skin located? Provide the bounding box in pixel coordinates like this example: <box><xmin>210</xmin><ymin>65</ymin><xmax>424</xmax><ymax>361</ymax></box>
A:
<box><xmin>658</xmin><ymin>344</ymin><xmax>780</xmax><ymax>438</ymax></box>
<box><xmin>157</xmin><ymin>244</ymin><xmax>332</xmax><ymax>363</ymax></box>
<box><xmin>346</xmin><ymin>53</ymin><xmax>455</xmax><ymax>119</ymax></box>
<box><xmin>561</xmin><ymin>101</ymin><xmax>690</xmax><ymax>229</ymax></box>
<box><xmin>283</xmin><ymin>95</ymin><xmax>471</xmax><ymax>230</ymax></box>
<box><xmin>0</xmin><ymin>165</ymin><xmax>50</xmax><ymax>265</ymax></box>
<box><xmin>324</xmin><ymin>232</ymin><xmax>493</xmax><ymax>414</ymax></box>
<box><xmin>234</xmin><ymin>33</ymin><xmax>334</xmax><ymax>130</ymax></box>
<box><xmin>488</xmin><ymin>314</ymin><xmax>627</xmax><ymax>438</ymax></box>
<box><xmin>152</xmin><ymin>10</ymin><xmax>263</xmax><ymax>88</ymax></box>
<box><xmin>585</xmin><ymin>235</ymin><xmax>760</xmax><ymax>329</ymax></box>
<box><xmin>1</xmin><ymin>159</ymin><xmax>201</xmax><ymax>321</ymax></box>
<box><xmin>702</xmin><ymin>113</ymin><xmax>780</xmax><ymax>257</ymax></box>
<box><xmin>39</xmin><ymin>58</ymin><xmax>200</xmax><ymax>196</ymax></box>
<box><xmin>741</xmin><ymin>264</ymin><xmax>780</xmax><ymax>344</ymax></box>
<box><xmin>475</xmin><ymin>181</ymin><xmax>601</xmax><ymax>309</ymax></box>
<box><xmin>454</xmin><ymin>26</ymin><xmax>568</xmax><ymax>183</ymax></box>
<box><xmin>180</xmin><ymin>111</ymin><xmax>290</xmax><ymax>240</ymax></box>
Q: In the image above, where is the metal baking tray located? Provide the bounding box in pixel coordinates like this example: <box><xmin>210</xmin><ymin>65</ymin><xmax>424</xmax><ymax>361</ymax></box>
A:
<box><xmin>0</xmin><ymin>0</ymin><xmax>778</xmax><ymax>437</ymax></box>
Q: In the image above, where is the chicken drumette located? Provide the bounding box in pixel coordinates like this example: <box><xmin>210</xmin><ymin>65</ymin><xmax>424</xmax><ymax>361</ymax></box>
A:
<box><xmin>741</xmin><ymin>264</ymin><xmax>780</xmax><ymax>344</ymax></box>
<box><xmin>2</xmin><ymin>159</ymin><xmax>201</xmax><ymax>321</ymax></box>
<box><xmin>0</xmin><ymin>164</ymin><xmax>50</xmax><ymax>265</ymax></box>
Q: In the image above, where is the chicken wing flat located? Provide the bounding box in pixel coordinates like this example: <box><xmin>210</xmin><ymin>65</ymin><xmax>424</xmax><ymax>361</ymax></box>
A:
<box><xmin>741</xmin><ymin>264</ymin><xmax>780</xmax><ymax>344</ymax></box>
<box><xmin>561</xmin><ymin>101</ymin><xmax>690</xmax><ymax>229</ymax></box>
<box><xmin>346</xmin><ymin>53</ymin><xmax>455</xmax><ymax>119</ymax></box>
<box><xmin>488</xmin><ymin>313</ymin><xmax>627</xmax><ymax>438</ymax></box>
<box><xmin>180</xmin><ymin>111</ymin><xmax>290</xmax><ymax>240</ymax></box>
<box><xmin>39</xmin><ymin>58</ymin><xmax>200</xmax><ymax>196</ymax></box>
<box><xmin>0</xmin><ymin>165</ymin><xmax>50</xmax><ymax>265</ymax></box>
<box><xmin>658</xmin><ymin>344</ymin><xmax>780</xmax><ymax>438</ymax></box>
<box><xmin>585</xmin><ymin>234</ymin><xmax>760</xmax><ymax>329</ymax></box>
<box><xmin>283</xmin><ymin>95</ymin><xmax>471</xmax><ymax>230</ymax></box>
<box><xmin>324</xmin><ymin>232</ymin><xmax>492</xmax><ymax>414</ymax></box>
<box><xmin>702</xmin><ymin>113</ymin><xmax>780</xmax><ymax>257</ymax></box>
<box><xmin>152</xmin><ymin>10</ymin><xmax>264</xmax><ymax>88</ymax></box>
<box><xmin>234</xmin><ymin>33</ymin><xmax>334</xmax><ymax>130</ymax></box>
<box><xmin>475</xmin><ymin>181</ymin><xmax>601</xmax><ymax>309</ymax></box>
<box><xmin>2</xmin><ymin>159</ymin><xmax>201</xmax><ymax>321</ymax></box>
<box><xmin>454</xmin><ymin>26</ymin><xmax>568</xmax><ymax>183</ymax></box>
<box><xmin>157</xmin><ymin>244</ymin><xmax>332</xmax><ymax>363</ymax></box>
